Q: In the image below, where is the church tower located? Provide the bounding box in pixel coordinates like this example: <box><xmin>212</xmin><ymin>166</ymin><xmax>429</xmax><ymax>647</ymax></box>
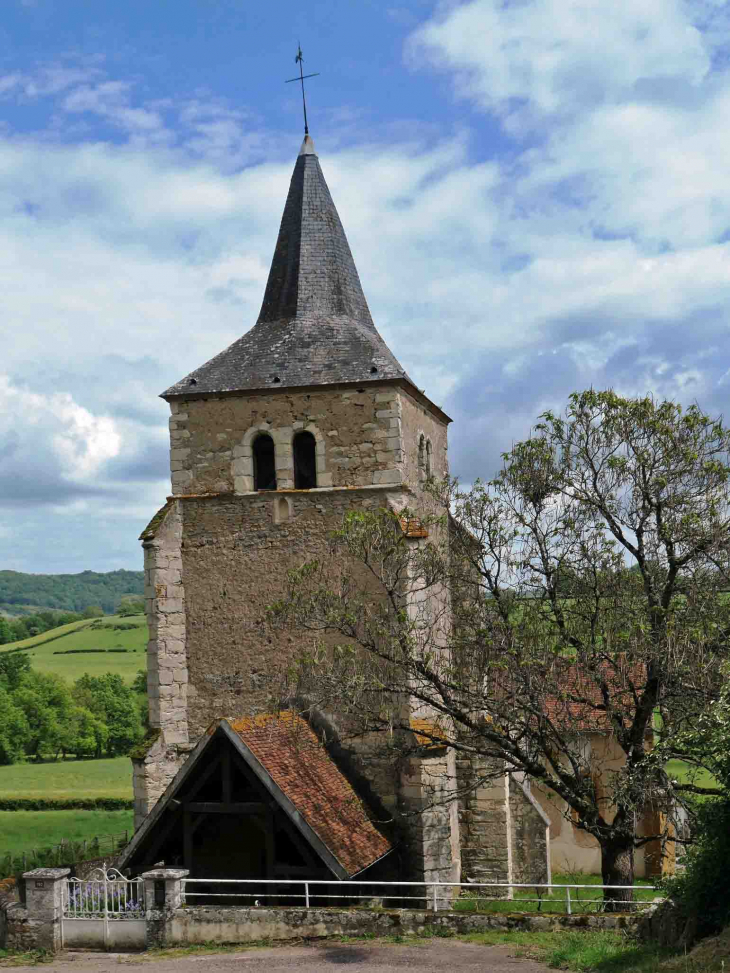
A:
<box><xmin>134</xmin><ymin>134</ymin><xmax>458</xmax><ymax>883</ymax></box>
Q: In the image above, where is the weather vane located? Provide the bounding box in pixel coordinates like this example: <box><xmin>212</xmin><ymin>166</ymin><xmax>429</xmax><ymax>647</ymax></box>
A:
<box><xmin>286</xmin><ymin>44</ymin><xmax>319</xmax><ymax>135</ymax></box>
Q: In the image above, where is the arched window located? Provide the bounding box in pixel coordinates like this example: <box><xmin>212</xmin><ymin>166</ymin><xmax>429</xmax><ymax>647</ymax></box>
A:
<box><xmin>293</xmin><ymin>431</ymin><xmax>317</xmax><ymax>489</ymax></box>
<box><xmin>253</xmin><ymin>434</ymin><xmax>276</xmax><ymax>491</ymax></box>
<box><xmin>426</xmin><ymin>439</ymin><xmax>433</xmax><ymax>478</ymax></box>
<box><xmin>418</xmin><ymin>435</ymin><xmax>425</xmax><ymax>480</ymax></box>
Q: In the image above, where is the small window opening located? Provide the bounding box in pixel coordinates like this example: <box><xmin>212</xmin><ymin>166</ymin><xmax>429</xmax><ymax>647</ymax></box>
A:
<box><xmin>293</xmin><ymin>431</ymin><xmax>317</xmax><ymax>489</ymax></box>
<box><xmin>189</xmin><ymin>378</ymin><xmax>197</xmax><ymax>386</ymax></box>
<box><xmin>426</xmin><ymin>439</ymin><xmax>433</xmax><ymax>478</ymax></box>
<box><xmin>253</xmin><ymin>434</ymin><xmax>277</xmax><ymax>491</ymax></box>
<box><xmin>272</xmin><ymin>375</ymin><xmax>281</xmax><ymax>384</ymax></box>
<box><xmin>418</xmin><ymin>434</ymin><xmax>425</xmax><ymax>479</ymax></box>
<box><xmin>370</xmin><ymin>366</ymin><xmax>378</xmax><ymax>374</ymax></box>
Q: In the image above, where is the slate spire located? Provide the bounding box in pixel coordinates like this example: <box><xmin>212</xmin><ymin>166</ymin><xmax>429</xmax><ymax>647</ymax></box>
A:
<box><xmin>163</xmin><ymin>136</ymin><xmax>410</xmax><ymax>398</ymax></box>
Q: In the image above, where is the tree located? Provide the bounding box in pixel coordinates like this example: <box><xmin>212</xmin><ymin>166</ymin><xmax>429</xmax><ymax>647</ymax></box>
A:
<box><xmin>0</xmin><ymin>651</ymin><xmax>31</xmax><ymax>690</ymax></box>
<box><xmin>0</xmin><ymin>685</ymin><xmax>29</xmax><ymax>764</ymax></box>
<box><xmin>0</xmin><ymin>616</ymin><xmax>12</xmax><ymax>645</ymax></box>
<box><xmin>12</xmin><ymin>671</ymin><xmax>73</xmax><ymax>760</ymax></box>
<box><xmin>82</xmin><ymin>605</ymin><xmax>104</xmax><ymax>619</ymax></box>
<box><xmin>74</xmin><ymin>673</ymin><xmax>143</xmax><ymax>755</ymax></box>
<box><xmin>118</xmin><ymin>595</ymin><xmax>144</xmax><ymax>617</ymax></box>
<box><xmin>276</xmin><ymin>391</ymin><xmax>730</xmax><ymax>907</ymax></box>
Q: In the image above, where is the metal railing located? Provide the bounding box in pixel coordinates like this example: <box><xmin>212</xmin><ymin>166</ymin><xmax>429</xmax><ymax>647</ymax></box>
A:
<box><xmin>183</xmin><ymin>878</ymin><xmax>657</xmax><ymax>915</ymax></box>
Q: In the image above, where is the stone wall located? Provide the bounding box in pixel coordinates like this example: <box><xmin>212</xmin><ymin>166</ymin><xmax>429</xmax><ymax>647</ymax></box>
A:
<box><xmin>169</xmin><ymin>385</ymin><xmax>439</xmax><ymax>497</ymax></box>
<box><xmin>509</xmin><ymin>779</ymin><xmax>551</xmax><ymax>886</ymax></box>
<box><xmin>456</xmin><ymin>756</ymin><xmax>550</xmax><ymax>890</ymax></box>
<box><xmin>153</xmin><ymin>904</ymin><xmax>641</xmax><ymax>948</ymax></box>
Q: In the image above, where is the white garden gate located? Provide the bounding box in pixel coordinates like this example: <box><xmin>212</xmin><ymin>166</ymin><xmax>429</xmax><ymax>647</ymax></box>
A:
<box><xmin>62</xmin><ymin>866</ymin><xmax>145</xmax><ymax>950</ymax></box>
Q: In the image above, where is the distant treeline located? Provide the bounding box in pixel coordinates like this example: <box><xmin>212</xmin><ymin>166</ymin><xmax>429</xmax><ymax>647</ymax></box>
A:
<box><xmin>0</xmin><ymin>569</ymin><xmax>144</xmax><ymax>615</ymax></box>
<box><xmin>0</xmin><ymin>653</ymin><xmax>147</xmax><ymax>764</ymax></box>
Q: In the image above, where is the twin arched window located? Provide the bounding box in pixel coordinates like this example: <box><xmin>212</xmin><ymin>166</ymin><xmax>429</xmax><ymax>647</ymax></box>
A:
<box><xmin>252</xmin><ymin>431</ymin><xmax>317</xmax><ymax>491</ymax></box>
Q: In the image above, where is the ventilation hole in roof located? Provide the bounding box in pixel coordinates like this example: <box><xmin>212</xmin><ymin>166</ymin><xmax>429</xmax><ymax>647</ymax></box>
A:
<box><xmin>370</xmin><ymin>366</ymin><xmax>378</xmax><ymax>374</ymax></box>
<box><xmin>189</xmin><ymin>378</ymin><xmax>197</xmax><ymax>386</ymax></box>
<box><xmin>272</xmin><ymin>375</ymin><xmax>281</xmax><ymax>384</ymax></box>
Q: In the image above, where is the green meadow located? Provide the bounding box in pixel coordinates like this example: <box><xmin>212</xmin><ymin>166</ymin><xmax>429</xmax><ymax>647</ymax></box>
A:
<box><xmin>0</xmin><ymin>809</ymin><xmax>134</xmax><ymax>857</ymax></box>
<box><xmin>0</xmin><ymin>614</ymin><xmax>147</xmax><ymax>683</ymax></box>
<box><xmin>0</xmin><ymin>755</ymin><xmax>132</xmax><ymax>801</ymax></box>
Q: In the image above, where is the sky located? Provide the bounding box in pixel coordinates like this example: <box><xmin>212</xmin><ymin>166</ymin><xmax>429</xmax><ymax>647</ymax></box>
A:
<box><xmin>2</xmin><ymin>0</ymin><xmax>730</xmax><ymax>575</ymax></box>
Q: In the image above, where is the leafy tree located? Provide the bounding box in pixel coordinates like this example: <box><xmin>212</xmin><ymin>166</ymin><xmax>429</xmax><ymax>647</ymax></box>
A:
<box><xmin>74</xmin><ymin>673</ymin><xmax>143</xmax><ymax>755</ymax></box>
<box><xmin>131</xmin><ymin>669</ymin><xmax>147</xmax><ymax>695</ymax></box>
<box><xmin>0</xmin><ymin>616</ymin><xmax>12</xmax><ymax>645</ymax></box>
<box><xmin>82</xmin><ymin>605</ymin><xmax>104</xmax><ymax>619</ymax></box>
<box><xmin>12</xmin><ymin>671</ymin><xmax>73</xmax><ymax>760</ymax></box>
<box><xmin>0</xmin><ymin>686</ymin><xmax>29</xmax><ymax>764</ymax></box>
<box><xmin>276</xmin><ymin>391</ymin><xmax>730</xmax><ymax>907</ymax></box>
<box><xmin>61</xmin><ymin>705</ymin><xmax>109</xmax><ymax>758</ymax></box>
<box><xmin>118</xmin><ymin>595</ymin><xmax>144</xmax><ymax>616</ymax></box>
<box><xmin>0</xmin><ymin>651</ymin><xmax>31</xmax><ymax>690</ymax></box>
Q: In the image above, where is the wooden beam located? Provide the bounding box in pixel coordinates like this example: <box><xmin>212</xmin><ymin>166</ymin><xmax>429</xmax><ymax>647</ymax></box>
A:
<box><xmin>186</xmin><ymin>801</ymin><xmax>266</xmax><ymax>814</ymax></box>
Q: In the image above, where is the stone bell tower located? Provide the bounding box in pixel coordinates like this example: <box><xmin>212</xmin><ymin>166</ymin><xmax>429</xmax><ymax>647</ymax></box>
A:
<box><xmin>133</xmin><ymin>133</ymin><xmax>458</xmax><ymax>883</ymax></box>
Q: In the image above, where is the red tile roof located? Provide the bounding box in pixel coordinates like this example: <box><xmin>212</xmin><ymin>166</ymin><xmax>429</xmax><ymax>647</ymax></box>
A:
<box><xmin>543</xmin><ymin>661</ymin><xmax>647</xmax><ymax>732</ymax></box>
<box><xmin>227</xmin><ymin>711</ymin><xmax>392</xmax><ymax>878</ymax></box>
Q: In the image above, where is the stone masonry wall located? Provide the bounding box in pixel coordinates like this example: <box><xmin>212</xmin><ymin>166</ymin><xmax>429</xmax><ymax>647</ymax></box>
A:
<box><xmin>169</xmin><ymin>386</ymin><xmax>413</xmax><ymax>496</ymax></box>
<box><xmin>133</xmin><ymin>501</ymin><xmax>190</xmax><ymax>828</ymax></box>
<box><xmin>456</xmin><ymin>754</ymin><xmax>512</xmax><ymax>887</ymax></box>
<box><xmin>508</xmin><ymin>778</ymin><xmax>551</xmax><ymax>886</ymax></box>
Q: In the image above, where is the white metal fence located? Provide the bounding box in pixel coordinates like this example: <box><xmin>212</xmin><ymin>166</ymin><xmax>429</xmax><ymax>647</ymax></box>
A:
<box><xmin>183</xmin><ymin>878</ymin><xmax>657</xmax><ymax>915</ymax></box>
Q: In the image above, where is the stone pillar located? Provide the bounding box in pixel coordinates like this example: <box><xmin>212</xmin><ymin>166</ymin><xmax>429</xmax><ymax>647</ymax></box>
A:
<box><xmin>142</xmin><ymin>868</ymin><xmax>189</xmax><ymax>948</ymax></box>
<box><xmin>22</xmin><ymin>867</ymin><xmax>70</xmax><ymax>953</ymax></box>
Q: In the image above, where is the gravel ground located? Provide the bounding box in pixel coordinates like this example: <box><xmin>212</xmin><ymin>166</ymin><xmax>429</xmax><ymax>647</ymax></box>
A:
<box><xmin>5</xmin><ymin>941</ymin><xmax>552</xmax><ymax>973</ymax></box>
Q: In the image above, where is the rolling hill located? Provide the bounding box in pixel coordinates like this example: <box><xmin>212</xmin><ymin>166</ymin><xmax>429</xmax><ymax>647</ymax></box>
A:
<box><xmin>0</xmin><ymin>614</ymin><xmax>148</xmax><ymax>683</ymax></box>
<box><xmin>0</xmin><ymin>569</ymin><xmax>144</xmax><ymax>615</ymax></box>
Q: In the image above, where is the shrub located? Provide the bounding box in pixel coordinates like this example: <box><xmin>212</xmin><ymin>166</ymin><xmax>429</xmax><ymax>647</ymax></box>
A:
<box><xmin>663</xmin><ymin>798</ymin><xmax>730</xmax><ymax>938</ymax></box>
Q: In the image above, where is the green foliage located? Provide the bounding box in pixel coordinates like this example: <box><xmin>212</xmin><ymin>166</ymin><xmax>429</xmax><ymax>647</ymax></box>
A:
<box><xmin>117</xmin><ymin>595</ymin><xmax>144</xmax><ymax>616</ymax></box>
<box><xmin>0</xmin><ymin>798</ymin><xmax>133</xmax><ymax>810</ymax></box>
<box><xmin>0</xmin><ymin>652</ymin><xmax>31</xmax><ymax>690</ymax></box>
<box><xmin>0</xmin><ymin>569</ymin><xmax>143</xmax><ymax>614</ymax></box>
<box><xmin>74</xmin><ymin>672</ymin><xmax>144</xmax><ymax>755</ymax></box>
<box><xmin>82</xmin><ymin>605</ymin><xmax>104</xmax><ymax>618</ymax></box>
<box><xmin>664</xmin><ymin>798</ymin><xmax>730</xmax><ymax>938</ymax></box>
<box><xmin>0</xmin><ymin>688</ymin><xmax>29</xmax><ymax>765</ymax></box>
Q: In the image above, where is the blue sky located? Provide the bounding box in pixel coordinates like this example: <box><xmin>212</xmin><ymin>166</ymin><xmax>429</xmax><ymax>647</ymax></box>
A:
<box><xmin>2</xmin><ymin>0</ymin><xmax>730</xmax><ymax>574</ymax></box>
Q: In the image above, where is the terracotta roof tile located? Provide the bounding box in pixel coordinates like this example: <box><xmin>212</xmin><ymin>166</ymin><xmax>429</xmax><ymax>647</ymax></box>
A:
<box><xmin>543</xmin><ymin>662</ymin><xmax>647</xmax><ymax>732</ymax></box>
<box><xmin>228</xmin><ymin>711</ymin><xmax>391</xmax><ymax>877</ymax></box>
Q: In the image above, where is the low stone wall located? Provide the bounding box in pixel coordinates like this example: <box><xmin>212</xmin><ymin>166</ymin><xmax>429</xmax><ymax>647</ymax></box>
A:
<box><xmin>634</xmin><ymin>898</ymin><xmax>696</xmax><ymax>949</ymax></box>
<box><xmin>153</xmin><ymin>905</ymin><xmax>638</xmax><ymax>948</ymax></box>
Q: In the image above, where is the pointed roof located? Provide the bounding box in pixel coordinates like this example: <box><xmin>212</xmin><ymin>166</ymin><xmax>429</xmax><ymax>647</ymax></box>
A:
<box><xmin>120</xmin><ymin>712</ymin><xmax>392</xmax><ymax>879</ymax></box>
<box><xmin>163</xmin><ymin>135</ymin><xmax>411</xmax><ymax>399</ymax></box>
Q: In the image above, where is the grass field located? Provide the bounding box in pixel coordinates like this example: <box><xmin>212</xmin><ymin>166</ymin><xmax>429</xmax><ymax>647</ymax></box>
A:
<box><xmin>0</xmin><ymin>809</ymin><xmax>134</xmax><ymax>856</ymax></box>
<box><xmin>0</xmin><ymin>614</ymin><xmax>147</xmax><ymax>683</ymax></box>
<box><xmin>0</xmin><ymin>755</ymin><xmax>132</xmax><ymax>800</ymax></box>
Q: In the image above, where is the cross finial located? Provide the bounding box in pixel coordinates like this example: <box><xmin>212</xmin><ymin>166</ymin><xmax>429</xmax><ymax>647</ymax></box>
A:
<box><xmin>286</xmin><ymin>43</ymin><xmax>320</xmax><ymax>135</ymax></box>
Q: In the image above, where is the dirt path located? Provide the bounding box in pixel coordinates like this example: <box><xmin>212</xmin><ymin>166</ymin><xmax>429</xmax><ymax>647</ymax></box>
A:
<box><xmin>7</xmin><ymin>941</ymin><xmax>552</xmax><ymax>973</ymax></box>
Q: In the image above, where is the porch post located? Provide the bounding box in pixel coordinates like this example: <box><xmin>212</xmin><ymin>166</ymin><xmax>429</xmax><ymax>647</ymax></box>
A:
<box><xmin>142</xmin><ymin>867</ymin><xmax>189</xmax><ymax>948</ymax></box>
<box><xmin>22</xmin><ymin>867</ymin><xmax>70</xmax><ymax>953</ymax></box>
